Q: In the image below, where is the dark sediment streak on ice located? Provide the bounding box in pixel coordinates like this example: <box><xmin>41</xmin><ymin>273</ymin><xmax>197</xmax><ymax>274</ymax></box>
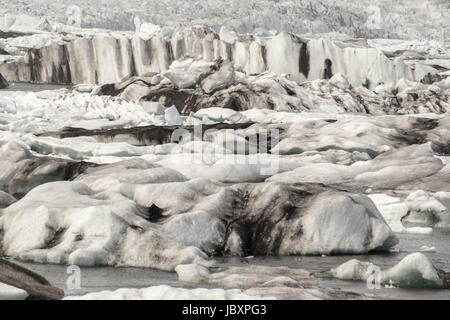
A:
<box><xmin>0</xmin><ymin>259</ymin><xmax>64</xmax><ymax>300</ymax></box>
<box><xmin>0</xmin><ymin>72</ymin><xmax>9</xmax><ymax>89</ymax></box>
<box><xmin>0</xmin><ymin>31</ymin><xmax>31</xmax><ymax>39</ymax></box>
<box><xmin>1</xmin><ymin>147</ymin><xmax>96</xmax><ymax>198</ymax></box>
<box><xmin>38</xmin><ymin>122</ymin><xmax>258</xmax><ymax>146</ymax></box>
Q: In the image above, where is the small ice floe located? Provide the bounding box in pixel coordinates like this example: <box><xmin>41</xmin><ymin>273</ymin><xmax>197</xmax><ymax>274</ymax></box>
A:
<box><xmin>419</xmin><ymin>245</ymin><xmax>436</xmax><ymax>252</ymax></box>
<box><xmin>164</xmin><ymin>105</ymin><xmax>183</xmax><ymax>126</ymax></box>
<box><xmin>328</xmin><ymin>252</ymin><xmax>448</xmax><ymax>289</ymax></box>
<box><xmin>175</xmin><ymin>264</ymin><xmax>211</xmax><ymax>283</ymax></box>
<box><xmin>384</xmin><ymin>280</ymin><xmax>397</xmax><ymax>289</ymax></box>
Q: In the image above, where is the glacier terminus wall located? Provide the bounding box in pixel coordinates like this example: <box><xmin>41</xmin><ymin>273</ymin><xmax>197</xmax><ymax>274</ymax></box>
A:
<box><xmin>0</xmin><ymin>26</ymin><xmax>435</xmax><ymax>89</ymax></box>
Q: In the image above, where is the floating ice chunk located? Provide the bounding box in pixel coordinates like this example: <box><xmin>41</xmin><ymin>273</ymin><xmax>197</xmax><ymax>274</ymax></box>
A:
<box><xmin>330</xmin><ymin>259</ymin><xmax>374</xmax><ymax>281</ymax></box>
<box><xmin>298</xmin><ymin>192</ymin><xmax>398</xmax><ymax>254</ymax></box>
<box><xmin>0</xmin><ymin>282</ymin><xmax>28</xmax><ymax>300</ymax></box>
<box><xmin>141</xmin><ymin>101</ymin><xmax>165</xmax><ymax>115</ymax></box>
<box><xmin>382</xmin><ymin>253</ymin><xmax>443</xmax><ymax>288</ymax></box>
<box><xmin>368</xmin><ymin>194</ymin><xmax>408</xmax><ymax>233</ymax></box>
<box><xmin>164</xmin><ymin>105</ymin><xmax>183</xmax><ymax>126</ymax></box>
<box><xmin>404</xmin><ymin>190</ymin><xmax>448</xmax><ymax>229</ymax></box>
<box><xmin>369</xmin><ymin>193</ymin><xmax>434</xmax><ymax>234</ymax></box>
<box><xmin>330</xmin><ymin>253</ymin><xmax>445</xmax><ymax>288</ymax></box>
<box><xmin>419</xmin><ymin>245</ymin><xmax>436</xmax><ymax>252</ymax></box>
<box><xmin>175</xmin><ymin>264</ymin><xmax>211</xmax><ymax>283</ymax></box>
<box><xmin>433</xmin><ymin>192</ymin><xmax>450</xmax><ymax>228</ymax></box>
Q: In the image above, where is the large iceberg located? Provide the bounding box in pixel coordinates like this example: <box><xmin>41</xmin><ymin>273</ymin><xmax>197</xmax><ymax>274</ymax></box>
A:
<box><xmin>0</xmin><ymin>157</ymin><xmax>398</xmax><ymax>269</ymax></box>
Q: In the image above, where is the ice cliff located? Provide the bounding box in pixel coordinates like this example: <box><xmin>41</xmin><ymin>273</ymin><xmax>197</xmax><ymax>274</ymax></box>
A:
<box><xmin>0</xmin><ymin>26</ymin><xmax>437</xmax><ymax>89</ymax></box>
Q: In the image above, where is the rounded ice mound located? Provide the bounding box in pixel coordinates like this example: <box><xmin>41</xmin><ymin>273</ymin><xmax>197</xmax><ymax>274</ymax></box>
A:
<box><xmin>175</xmin><ymin>264</ymin><xmax>211</xmax><ymax>283</ymax></box>
<box><xmin>296</xmin><ymin>192</ymin><xmax>399</xmax><ymax>255</ymax></box>
<box><xmin>329</xmin><ymin>253</ymin><xmax>448</xmax><ymax>289</ymax></box>
<box><xmin>382</xmin><ymin>253</ymin><xmax>444</xmax><ymax>288</ymax></box>
<box><xmin>402</xmin><ymin>190</ymin><xmax>450</xmax><ymax>229</ymax></box>
<box><xmin>329</xmin><ymin>259</ymin><xmax>374</xmax><ymax>281</ymax></box>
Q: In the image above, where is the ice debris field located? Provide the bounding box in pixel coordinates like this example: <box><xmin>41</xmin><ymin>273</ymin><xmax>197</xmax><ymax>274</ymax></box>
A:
<box><xmin>0</xmin><ymin>5</ymin><xmax>450</xmax><ymax>299</ymax></box>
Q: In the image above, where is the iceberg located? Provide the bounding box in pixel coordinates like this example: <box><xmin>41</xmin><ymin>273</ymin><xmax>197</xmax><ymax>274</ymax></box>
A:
<box><xmin>329</xmin><ymin>253</ymin><xmax>448</xmax><ymax>289</ymax></box>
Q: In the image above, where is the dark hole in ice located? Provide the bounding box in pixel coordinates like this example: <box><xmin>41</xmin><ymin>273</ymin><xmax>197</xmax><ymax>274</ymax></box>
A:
<box><xmin>146</xmin><ymin>203</ymin><xmax>164</xmax><ymax>223</ymax></box>
<box><xmin>322</xmin><ymin>58</ymin><xmax>333</xmax><ymax>80</ymax></box>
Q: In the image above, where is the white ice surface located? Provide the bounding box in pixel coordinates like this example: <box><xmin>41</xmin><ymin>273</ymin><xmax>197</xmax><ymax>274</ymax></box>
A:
<box><xmin>0</xmin><ymin>282</ymin><xmax>29</xmax><ymax>300</ymax></box>
<box><xmin>0</xmin><ymin>90</ymin><xmax>166</xmax><ymax>133</ymax></box>
<box><xmin>65</xmin><ymin>285</ymin><xmax>264</xmax><ymax>300</ymax></box>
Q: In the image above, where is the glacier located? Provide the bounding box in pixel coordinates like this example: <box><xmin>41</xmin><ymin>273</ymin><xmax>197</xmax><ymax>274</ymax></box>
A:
<box><xmin>0</xmin><ymin>26</ymin><xmax>441</xmax><ymax>90</ymax></box>
<box><xmin>0</xmin><ymin>0</ymin><xmax>448</xmax><ymax>41</ymax></box>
